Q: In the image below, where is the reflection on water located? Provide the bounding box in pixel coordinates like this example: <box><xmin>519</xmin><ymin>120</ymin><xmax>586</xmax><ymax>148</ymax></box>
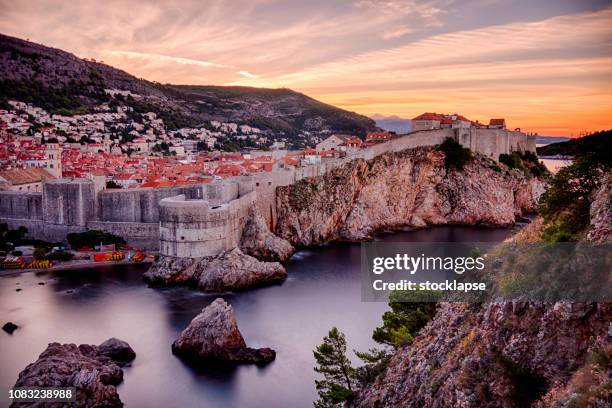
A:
<box><xmin>0</xmin><ymin>227</ymin><xmax>512</xmax><ymax>408</ymax></box>
<box><xmin>540</xmin><ymin>158</ymin><xmax>572</xmax><ymax>173</ymax></box>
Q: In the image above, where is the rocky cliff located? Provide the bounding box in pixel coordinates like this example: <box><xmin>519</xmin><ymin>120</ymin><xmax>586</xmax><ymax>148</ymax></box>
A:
<box><xmin>351</xmin><ymin>173</ymin><xmax>612</xmax><ymax>408</ymax></box>
<box><xmin>275</xmin><ymin>146</ymin><xmax>545</xmax><ymax>246</ymax></box>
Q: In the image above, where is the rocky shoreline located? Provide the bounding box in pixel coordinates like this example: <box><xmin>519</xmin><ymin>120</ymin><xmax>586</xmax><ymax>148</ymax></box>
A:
<box><xmin>10</xmin><ymin>338</ymin><xmax>136</xmax><ymax>408</ymax></box>
<box><xmin>144</xmin><ymin>247</ymin><xmax>287</xmax><ymax>291</ymax></box>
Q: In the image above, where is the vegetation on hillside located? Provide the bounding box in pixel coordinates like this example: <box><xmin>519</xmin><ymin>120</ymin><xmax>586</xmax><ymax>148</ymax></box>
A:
<box><xmin>538</xmin><ymin>134</ymin><xmax>611</xmax><ymax>242</ymax></box>
<box><xmin>313</xmin><ymin>290</ymin><xmax>439</xmax><ymax>406</ymax></box>
<box><xmin>536</xmin><ymin>130</ymin><xmax>612</xmax><ymax>157</ymax></box>
<box><xmin>436</xmin><ymin>138</ymin><xmax>472</xmax><ymax>170</ymax></box>
<box><xmin>0</xmin><ymin>33</ymin><xmax>378</xmax><ymax>137</ymax></box>
<box><xmin>499</xmin><ymin>151</ymin><xmax>548</xmax><ymax>177</ymax></box>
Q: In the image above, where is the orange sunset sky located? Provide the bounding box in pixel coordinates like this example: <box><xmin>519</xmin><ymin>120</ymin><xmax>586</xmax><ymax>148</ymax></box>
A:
<box><xmin>1</xmin><ymin>0</ymin><xmax>612</xmax><ymax>136</ymax></box>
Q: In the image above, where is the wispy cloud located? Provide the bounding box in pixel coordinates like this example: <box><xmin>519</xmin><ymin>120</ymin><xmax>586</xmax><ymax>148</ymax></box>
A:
<box><xmin>236</xmin><ymin>70</ymin><xmax>259</xmax><ymax>78</ymax></box>
<box><xmin>102</xmin><ymin>50</ymin><xmax>228</xmax><ymax>68</ymax></box>
<box><xmin>381</xmin><ymin>25</ymin><xmax>414</xmax><ymax>39</ymax></box>
<box><xmin>0</xmin><ymin>0</ymin><xmax>611</xmax><ymax>135</ymax></box>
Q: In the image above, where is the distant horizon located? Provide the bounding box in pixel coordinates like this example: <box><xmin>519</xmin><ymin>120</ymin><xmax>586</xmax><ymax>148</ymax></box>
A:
<box><xmin>1</xmin><ymin>0</ymin><xmax>611</xmax><ymax>136</ymax></box>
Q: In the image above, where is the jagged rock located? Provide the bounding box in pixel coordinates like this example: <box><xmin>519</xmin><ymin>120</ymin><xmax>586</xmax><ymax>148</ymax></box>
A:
<box><xmin>143</xmin><ymin>256</ymin><xmax>196</xmax><ymax>287</ymax></box>
<box><xmin>10</xmin><ymin>339</ymin><xmax>136</xmax><ymax>408</ymax></box>
<box><xmin>275</xmin><ymin>147</ymin><xmax>545</xmax><ymax>246</ymax></box>
<box><xmin>2</xmin><ymin>322</ymin><xmax>18</xmax><ymax>334</ymax></box>
<box><xmin>172</xmin><ymin>298</ymin><xmax>275</xmax><ymax>365</ymax></box>
<box><xmin>587</xmin><ymin>172</ymin><xmax>611</xmax><ymax>243</ymax></box>
<box><xmin>194</xmin><ymin>248</ymin><xmax>287</xmax><ymax>291</ymax></box>
<box><xmin>240</xmin><ymin>205</ymin><xmax>294</xmax><ymax>262</ymax></box>
<box><xmin>144</xmin><ymin>248</ymin><xmax>287</xmax><ymax>292</ymax></box>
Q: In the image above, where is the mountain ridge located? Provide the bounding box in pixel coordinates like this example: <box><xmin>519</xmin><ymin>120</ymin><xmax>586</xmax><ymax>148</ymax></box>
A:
<box><xmin>0</xmin><ymin>33</ymin><xmax>377</xmax><ymax>137</ymax></box>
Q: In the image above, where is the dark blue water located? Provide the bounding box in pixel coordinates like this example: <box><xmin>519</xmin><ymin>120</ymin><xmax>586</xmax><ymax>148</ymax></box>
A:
<box><xmin>0</xmin><ymin>227</ymin><xmax>512</xmax><ymax>408</ymax></box>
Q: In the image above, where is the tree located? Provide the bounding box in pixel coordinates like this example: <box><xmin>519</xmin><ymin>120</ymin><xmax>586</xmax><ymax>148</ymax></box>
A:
<box><xmin>372</xmin><ymin>290</ymin><xmax>439</xmax><ymax>349</ymax></box>
<box><xmin>313</xmin><ymin>327</ymin><xmax>357</xmax><ymax>407</ymax></box>
<box><xmin>66</xmin><ymin>230</ymin><xmax>125</xmax><ymax>250</ymax></box>
<box><xmin>436</xmin><ymin>137</ymin><xmax>472</xmax><ymax>170</ymax></box>
<box><xmin>538</xmin><ymin>151</ymin><xmax>611</xmax><ymax>242</ymax></box>
<box><xmin>105</xmin><ymin>180</ymin><xmax>122</xmax><ymax>189</ymax></box>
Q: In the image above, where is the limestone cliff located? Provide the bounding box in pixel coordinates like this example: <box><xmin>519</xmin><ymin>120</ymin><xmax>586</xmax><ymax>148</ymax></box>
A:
<box><xmin>240</xmin><ymin>205</ymin><xmax>294</xmax><ymax>262</ymax></box>
<box><xmin>351</xmin><ymin>174</ymin><xmax>612</xmax><ymax>408</ymax></box>
<box><xmin>275</xmin><ymin>146</ymin><xmax>545</xmax><ymax>246</ymax></box>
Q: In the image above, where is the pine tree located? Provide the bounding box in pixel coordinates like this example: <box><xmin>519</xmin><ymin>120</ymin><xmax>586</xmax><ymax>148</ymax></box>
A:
<box><xmin>313</xmin><ymin>327</ymin><xmax>357</xmax><ymax>407</ymax></box>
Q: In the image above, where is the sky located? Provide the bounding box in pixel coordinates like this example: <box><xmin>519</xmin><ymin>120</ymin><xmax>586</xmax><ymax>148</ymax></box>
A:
<box><xmin>1</xmin><ymin>0</ymin><xmax>611</xmax><ymax>136</ymax></box>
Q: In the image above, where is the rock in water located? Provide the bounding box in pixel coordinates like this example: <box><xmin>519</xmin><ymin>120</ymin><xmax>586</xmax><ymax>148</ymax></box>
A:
<box><xmin>97</xmin><ymin>338</ymin><xmax>137</xmax><ymax>366</ymax></box>
<box><xmin>2</xmin><ymin>322</ymin><xmax>18</xmax><ymax>334</ymax></box>
<box><xmin>10</xmin><ymin>339</ymin><xmax>136</xmax><ymax>407</ymax></box>
<box><xmin>194</xmin><ymin>248</ymin><xmax>287</xmax><ymax>292</ymax></box>
<box><xmin>144</xmin><ymin>248</ymin><xmax>287</xmax><ymax>292</ymax></box>
<box><xmin>172</xmin><ymin>298</ymin><xmax>276</xmax><ymax>365</ymax></box>
<box><xmin>240</xmin><ymin>205</ymin><xmax>294</xmax><ymax>262</ymax></box>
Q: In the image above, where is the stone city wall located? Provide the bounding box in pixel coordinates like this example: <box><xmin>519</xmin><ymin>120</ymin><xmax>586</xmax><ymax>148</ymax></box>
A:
<box><xmin>158</xmin><ymin>190</ymin><xmax>256</xmax><ymax>258</ymax></box>
<box><xmin>0</xmin><ymin>129</ymin><xmax>535</xmax><ymax>250</ymax></box>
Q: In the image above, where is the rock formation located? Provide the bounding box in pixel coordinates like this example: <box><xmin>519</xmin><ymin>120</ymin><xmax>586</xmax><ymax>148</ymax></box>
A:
<box><xmin>172</xmin><ymin>298</ymin><xmax>275</xmax><ymax>364</ymax></box>
<box><xmin>275</xmin><ymin>146</ymin><xmax>545</xmax><ymax>246</ymax></box>
<box><xmin>587</xmin><ymin>173</ymin><xmax>611</xmax><ymax>243</ymax></box>
<box><xmin>351</xmin><ymin>172</ymin><xmax>611</xmax><ymax>408</ymax></box>
<box><xmin>10</xmin><ymin>339</ymin><xmax>136</xmax><ymax>408</ymax></box>
<box><xmin>2</xmin><ymin>321</ymin><xmax>18</xmax><ymax>334</ymax></box>
<box><xmin>240</xmin><ymin>205</ymin><xmax>294</xmax><ymax>262</ymax></box>
<box><xmin>144</xmin><ymin>248</ymin><xmax>287</xmax><ymax>291</ymax></box>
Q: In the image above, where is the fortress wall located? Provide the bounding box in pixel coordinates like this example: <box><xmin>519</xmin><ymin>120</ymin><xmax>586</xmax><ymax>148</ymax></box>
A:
<box><xmin>158</xmin><ymin>190</ymin><xmax>256</xmax><ymax>258</ymax></box>
<box><xmin>0</xmin><ymin>191</ymin><xmax>43</xmax><ymax>220</ymax></box>
<box><xmin>43</xmin><ymin>179</ymin><xmax>95</xmax><ymax>227</ymax></box>
<box><xmin>97</xmin><ymin>184</ymin><xmax>207</xmax><ymax>223</ymax></box>
<box><xmin>0</xmin><ymin>130</ymin><xmax>536</xmax><ymax>248</ymax></box>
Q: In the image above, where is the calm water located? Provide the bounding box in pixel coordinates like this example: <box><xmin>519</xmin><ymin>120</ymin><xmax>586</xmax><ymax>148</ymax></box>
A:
<box><xmin>0</xmin><ymin>227</ymin><xmax>512</xmax><ymax>408</ymax></box>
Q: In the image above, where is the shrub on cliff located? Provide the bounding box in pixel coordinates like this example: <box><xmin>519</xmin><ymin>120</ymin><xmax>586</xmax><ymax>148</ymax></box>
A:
<box><xmin>538</xmin><ymin>151</ymin><xmax>610</xmax><ymax>242</ymax></box>
<box><xmin>372</xmin><ymin>289</ymin><xmax>439</xmax><ymax>349</ymax></box>
<box><xmin>437</xmin><ymin>138</ymin><xmax>472</xmax><ymax>170</ymax></box>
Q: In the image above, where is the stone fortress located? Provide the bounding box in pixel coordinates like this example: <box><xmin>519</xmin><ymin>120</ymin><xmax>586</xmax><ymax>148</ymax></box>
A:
<box><xmin>0</xmin><ymin>128</ymin><xmax>536</xmax><ymax>254</ymax></box>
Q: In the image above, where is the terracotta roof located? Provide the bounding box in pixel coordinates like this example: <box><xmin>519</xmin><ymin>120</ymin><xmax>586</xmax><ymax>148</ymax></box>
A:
<box><xmin>0</xmin><ymin>168</ymin><xmax>55</xmax><ymax>185</ymax></box>
<box><xmin>489</xmin><ymin>118</ymin><xmax>506</xmax><ymax>126</ymax></box>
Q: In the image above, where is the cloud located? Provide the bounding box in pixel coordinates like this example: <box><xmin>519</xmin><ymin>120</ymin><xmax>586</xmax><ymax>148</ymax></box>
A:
<box><xmin>381</xmin><ymin>25</ymin><xmax>414</xmax><ymax>39</ymax></box>
<box><xmin>236</xmin><ymin>70</ymin><xmax>259</xmax><ymax>78</ymax></box>
<box><xmin>102</xmin><ymin>50</ymin><xmax>228</xmax><ymax>68</ymax></box>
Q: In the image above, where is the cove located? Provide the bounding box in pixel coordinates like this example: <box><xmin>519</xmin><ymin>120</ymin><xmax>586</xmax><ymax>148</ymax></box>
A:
<box><xmin>0</xmin><ymin>226</ymin><xmax>512</xmax><ymax>407</ymax></box>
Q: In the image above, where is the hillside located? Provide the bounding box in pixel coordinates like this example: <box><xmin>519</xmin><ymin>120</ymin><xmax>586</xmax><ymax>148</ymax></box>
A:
<box><xmin>536</xmin><ymin>130</ymin><xmax>611</xmax><ymax>157</ymax></box>
<box><xmin>0</xmin><ymin>33</ymin><xmax>377</xmax><ymax>137</ymax></box>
